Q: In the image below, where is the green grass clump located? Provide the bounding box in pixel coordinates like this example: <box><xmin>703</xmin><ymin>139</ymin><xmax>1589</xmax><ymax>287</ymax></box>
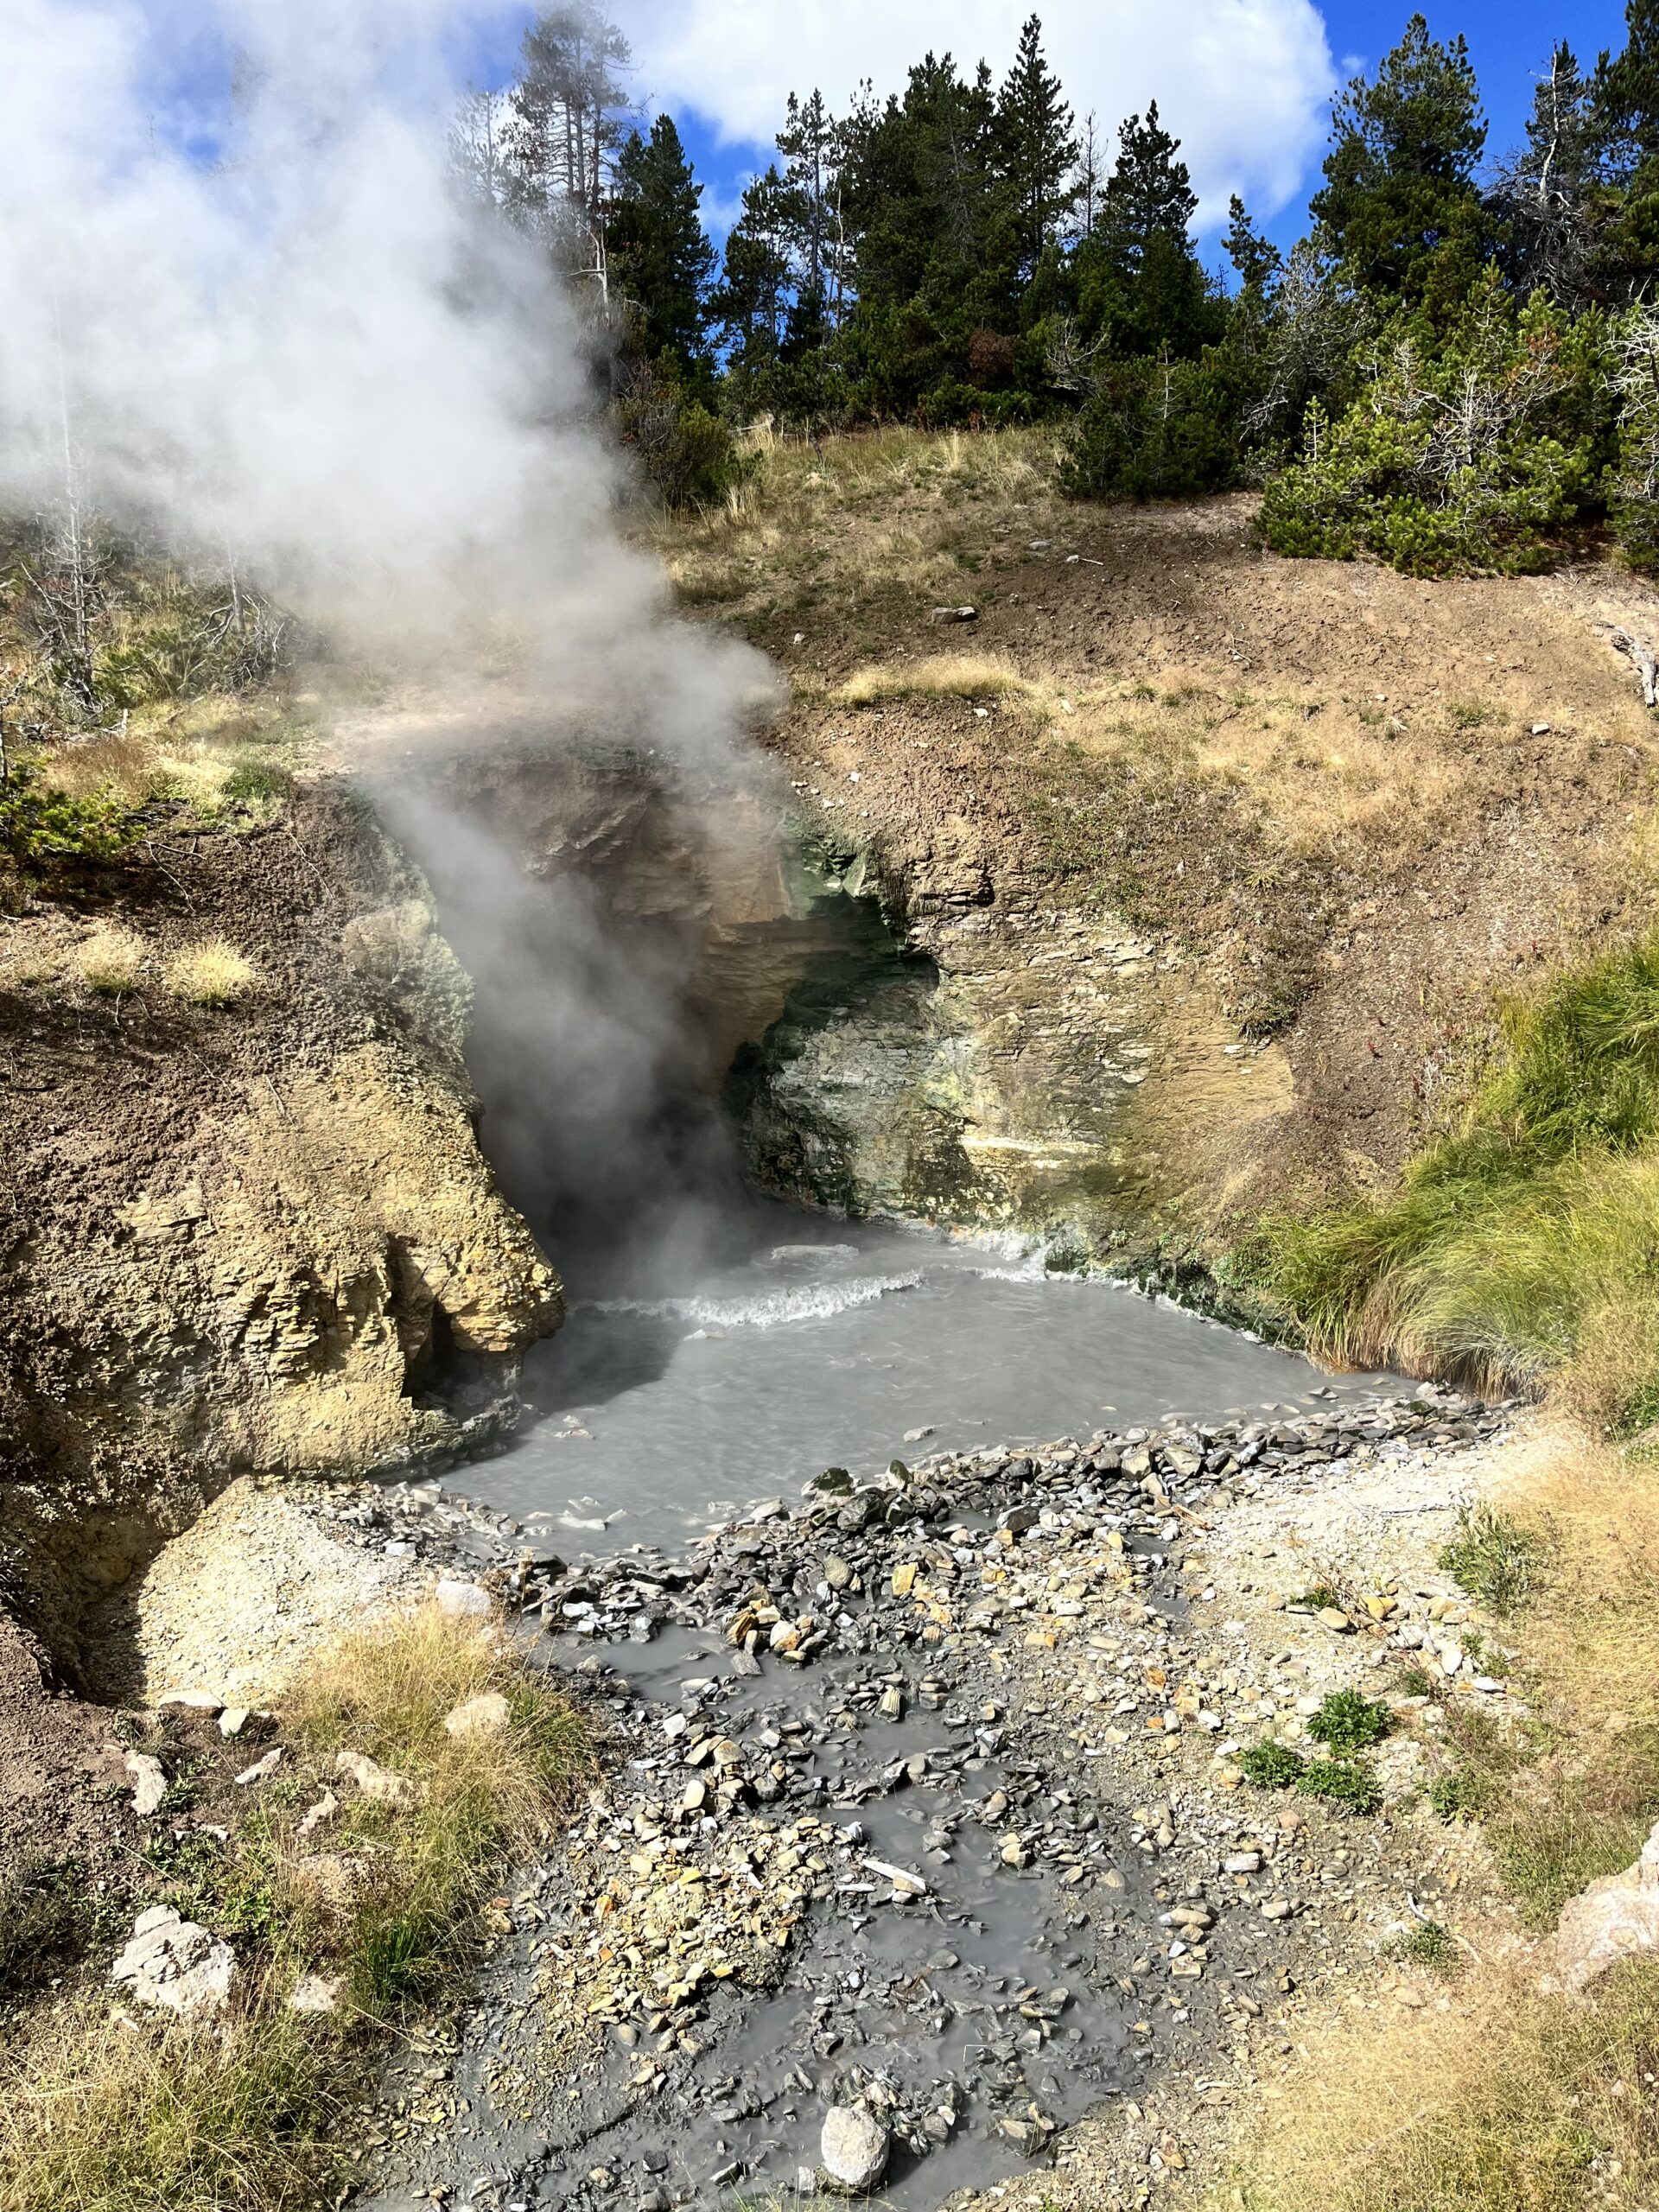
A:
<box><xmin>1307</xmin><ymin>1689</ymin><xmax>1394</xmax><ymax>1754</ymax></box>
<box><xmin>1385</xmin><ymin>1918</ymin><xmax>1461</xmax><ymax>1973</ymax></box>
<box><xmin>1296</xmin><ymin>1758</ymin><xmax>1383</xmax><ymax>1815</ymax></box>
<box><xmin>1440</xmin><ymin>1503</ymin><xmax>1548</xmax><ymax>1617</ymax></box>
<box><xmin>0</xmin><ymin>765</ymin><xmax>137</xmax><ymax>868</ymax></box>
<box><xmin>1266</xmin><ymin>935</ymin><xmax>1659</xmax><ymax>1426</ymax></box>
<box><xmin>1240</xmin><ymin>1739</ymin><xmax>1310</xmax><ymax>1789</ymax></box>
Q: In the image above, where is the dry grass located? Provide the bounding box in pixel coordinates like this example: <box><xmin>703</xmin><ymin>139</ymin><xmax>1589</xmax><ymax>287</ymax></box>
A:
<box><xmin>163</xmin><ymin>938</ymin><xmax>258</xmax><ymax>1008</ymax></box>
<box><xmin>72</xmin><ymin>921</ymin><xmax>148</xmax><ymax>995</ymax></box>
<box><xmin>0</xmin><ymin>1604</ymin><xmax>593</xmax><ymax>2212</ymax></box>
<box><xmin>1052</xmin><ymin>677</ymin><xmax>1468</xmax><ymax>863</ymax></box>
<box><xmin>1230</xmin><ymin>1957</ymin><xmax>1659</xmax><ymax>2212</ymax></box>
<box><xmin>837</xmin><ymin>652</ymin><xmax>1035</xmax><ymax>706</ymax></box>
<box><xmin>652</xmin><ymin>423</ymin><xmax>1063</xmax><ymax>613</ymax></box>
<box><xmin>1225</xmin><ymin>1425</ymin><xmax>1659</xmax><ymax>2212</ymax></box>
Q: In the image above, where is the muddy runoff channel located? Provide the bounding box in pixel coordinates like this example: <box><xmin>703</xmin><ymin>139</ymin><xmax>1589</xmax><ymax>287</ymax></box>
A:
<box><xmin>356</xmin><ymin>747</ymin><xmax>1432</xmax><ymax>2212</ymax></box>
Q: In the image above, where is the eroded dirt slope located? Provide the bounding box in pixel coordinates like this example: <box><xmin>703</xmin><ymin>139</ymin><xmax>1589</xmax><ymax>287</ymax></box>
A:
<box><xmin>664</xmin><ymin>448</ymin><xmax>1659</xmax><ymax>1246</ymax></box>
<box><xmin>0</xmin><ymin>779</ymin><xmax>560</xmax><ymax>1675</ymax></box>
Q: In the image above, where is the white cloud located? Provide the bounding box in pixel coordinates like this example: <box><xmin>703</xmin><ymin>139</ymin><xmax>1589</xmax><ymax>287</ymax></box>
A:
<box><xmin>618</xmin><ymin>0</ymin><xmax>1337</xmax><ymax>226</ymax></box>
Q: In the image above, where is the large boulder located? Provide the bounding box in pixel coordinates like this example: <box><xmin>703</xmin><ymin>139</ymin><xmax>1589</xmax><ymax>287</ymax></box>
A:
<box><xmin>820</xmin><ymin>2106</ymin><xmax>890</xmax><ymax>2194</ymax></box>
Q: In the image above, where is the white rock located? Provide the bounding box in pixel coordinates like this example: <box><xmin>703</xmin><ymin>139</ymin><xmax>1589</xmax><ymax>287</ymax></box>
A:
<box><xmin>1550</xmin><ymin>1818</ymin><xmax>1659</xmax><ymax>1992</ymax></box>
<box><xmin>297</xmin><ymin>1789</ymin><xmax>340</xmax><ymax>1840</ymax></box>
<box><xmin>435</xmin><ymin>1578</ymin><xmax>493</xmax><ymax>1620</ymax></box>
<box><xmin>125</xmin><ymin>1751</ymin><xmax>168</xmax><ymax>1818</ymax></box>
<box><xmin>864</xmin><ymin>1858</ymin><xmax>927</xmax><ymax>1895</ymax></box>
<box><xmin>110</xmin><ymin>1907</ymin><xmax>236</xmax><ymax>2017</ymax></box>
<box><xmin>218</xmin><ymin>1707</ymin><xmax>252</xmax><ymax>1738</ymax></box>
<box><xmin>821</xmin><ymin>2106</ymin><xmax>890</xmax><ymax>2193</ymax></box>
<box><xmin>335</xmin><ymin>1750</ymin><xmax>420</xmax><ymax>1807</ymax></box>
<box><xmin>235</xmin><ymin>1748</ymin><xmax>283</xmax><ymax>1786</ymax></box>
<box><xmin>444</xmin><ymin>1692</ymin><xmax>512</xmax><ymax>1738</ymax></box>
<box><xmin>288</xmin><ymin>1973</ymin><xmax>345</xmax><ymax>2015</ymax></box>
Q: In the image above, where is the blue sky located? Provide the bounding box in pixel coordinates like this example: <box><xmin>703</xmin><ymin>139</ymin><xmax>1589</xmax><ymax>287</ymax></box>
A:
<box><xmin>469</xmin><ymin>0</ymin><xmax>1631</xmax><ymax>264</ymax></box>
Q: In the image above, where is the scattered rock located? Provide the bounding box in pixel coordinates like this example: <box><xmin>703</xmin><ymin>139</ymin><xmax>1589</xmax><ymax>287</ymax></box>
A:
<box><xmin>1551</xmin><ymin>1817</ymin><xmax>1659</xmax><ymax>1991</ymax></box>
<box><xmin>110</xmin><ymin>1906</ymin><xmax>236</xmax><ymax>2017</ymax></box>
<box><xmin>124</xmin><ymin>1750</ymin><xmax>168</xmax><ymax>1818</ymax></box>
<box><xmin>234</xmin><ymin>1747</ymin><xmax>283</xmax><ymax>1786</ymax></box>
<box><xmin>297</xmin><ymin>1789</ymin><xmax>340</xmax><ymax>1839</ymax></box>
<box><xmin>335</xmin><ymin>1750</ymin><xmax>420</xmax><ymax>1806</ymax></box>
<box><xmin>289</xmin><ymin>1972</ymin><xmax>346</xmax><ymax>2014</ymax></box>
<box><xmin>821</xmin><ymin>2106</ymin><xmax>890</xmax><ymax>2193</ymax></box>
<box><xmin>435</xmin><ymin>1578</ymin><xmax>493</xmax><ymax>1620</ymax></box>
<box><xmin>444</xmin><ymin>1692</ymin><xmax>512</xmax><ymax>1738</ymax></box>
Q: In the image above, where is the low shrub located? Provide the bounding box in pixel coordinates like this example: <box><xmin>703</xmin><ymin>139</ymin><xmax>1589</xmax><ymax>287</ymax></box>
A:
<box><xmin>1259</xmin><ymin>273</ymin><xmax>1613</xmax><ymax>575</ymax></box>
<box><xmin>0</xmin><ymin>766</ymin><xmax>137</xmax><ymax>867</ymax></box>
<box><xmin>1306</xmin><ymin>1689</ymin><xmax>1394</xmax><ymax>1754</ymax></box>
<box><xmin>1296</xmin><ymin>1758</ymin><xmax>1383</xmax><ymax>1815</ymax></box>
<box><xmin>1239</xmin><ymin>1740</ymin><xmax>1309</xmax><ymax>1789</ymax></box>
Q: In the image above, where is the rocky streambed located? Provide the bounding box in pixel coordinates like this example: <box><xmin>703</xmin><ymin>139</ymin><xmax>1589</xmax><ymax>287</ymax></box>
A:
<box><xmin>346</xmin><ymin>1383</ymin><xmax>1515</xmax><ymax>2212</ymax></box>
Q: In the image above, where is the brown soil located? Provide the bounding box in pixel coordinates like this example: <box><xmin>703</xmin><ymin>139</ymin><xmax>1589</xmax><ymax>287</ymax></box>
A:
<box><xmin>0</xmin><ymin>778</ymin><xmax>556</xmax><ymax>1677</ymax></box>
<box><xmin>666</xmin><ymin>457</ymin><xmax>1659</xmax><ymax>1228</ymax></box>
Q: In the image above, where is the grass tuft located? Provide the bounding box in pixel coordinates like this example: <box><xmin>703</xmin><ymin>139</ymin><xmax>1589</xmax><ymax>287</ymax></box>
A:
<box><xmin>163</xmin><ymin>938</ymin><xmax>258</xmax><ymax>1008</ymax></box>
<box><xmin>836</xmin><ymin>652</ymin><xmax>1033</xmax><ymax>706</ymax></box>
<box><xmin>73</xmin><ymin>921</ymin><xmax>147</xmax><ymax>995</ymax></box>
<box><xmin>1440</xmin><ymin>1503</ymin><xmax>1548</xmax><ymax>1617</ymax></box>
<box><xmin>1267</xmin><ymin>935</ymin><xmax>1659</xmax><ymax>1425</ymax></box>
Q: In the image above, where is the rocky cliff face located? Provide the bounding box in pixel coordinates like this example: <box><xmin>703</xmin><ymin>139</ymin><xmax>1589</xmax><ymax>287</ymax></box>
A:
<box><xmin>0</xmin><ymin>781</ymin><xmax>560</xmax><ymax>1672</ymax></box>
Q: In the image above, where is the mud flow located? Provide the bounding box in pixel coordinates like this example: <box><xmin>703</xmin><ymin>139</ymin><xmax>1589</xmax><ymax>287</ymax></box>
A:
<box><xmin>363</xmin><ymin>1605</ymin><xmax>1167</xmax><ymax>2211</ymax></box>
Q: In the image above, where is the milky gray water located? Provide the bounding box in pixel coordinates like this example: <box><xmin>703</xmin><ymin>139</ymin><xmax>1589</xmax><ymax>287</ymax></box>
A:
<box><xmin>466</xmin><ymin>1195</ymin><xmax>1381</xmax><ymax>1550</ymax></box>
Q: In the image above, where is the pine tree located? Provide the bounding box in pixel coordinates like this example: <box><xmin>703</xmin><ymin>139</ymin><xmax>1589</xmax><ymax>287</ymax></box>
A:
<box><xmin>1592</xmin><ymin>0</ymin><xmax>1659</xmax><ymax>296</ymax></box>
<box><xmin>1493</xmin><ymin>46</ymin><xmax>1602</xmax><ymax>304</ymax></box>
<box><xmin>1224</xmin><ymin>195</ymin><xmax>1282</xmax><ymax>294</ymax></box>
<box><xmin>1309</xmin><ymin>13</ymin><xmax>1490</xmax><ymax>308</ymax></box>
<box><xmin>711</xmin><ymin>168</ymin><xmax>796</xmax><ymax>375</ymax></box>
<box><xmin>1068</xmin><ymin>105</ymin><xmax>1215</xmax><ymax>359</ymax></box>
<box><xmin>1102</xmin><ymin>105</ymin><xmax>1198</xmax><ymax>256</ymax></box>
<box><xmin>995</xmin><ymin>16</ymin><xmax>1079</xmax><ymax>277</ymax></box>
<box><xmin>608</xmin><ymin>115</ymin><xmax>715</xmax><ymax>377</ymax></box>
<box><xmin>777</xmin><ymin>91</ymin><xmax>849</xmax><ymax>332</ymax></box>
<box><xmin>1596</xmin><ymin>0</ymin><xmax>1659</xmax><ymax>175</ymax></box>
<box><xmin>505</xmin><ymin>3</ymin><xmax>633</xmax><ymax>287</ymax></box>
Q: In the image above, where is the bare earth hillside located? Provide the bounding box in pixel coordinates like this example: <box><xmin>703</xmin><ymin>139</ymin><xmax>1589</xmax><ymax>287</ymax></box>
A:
<box><xmin>661</xmin><ymin>432</ymin><xmax>1659</xmax><ymax>1248</ymax></box>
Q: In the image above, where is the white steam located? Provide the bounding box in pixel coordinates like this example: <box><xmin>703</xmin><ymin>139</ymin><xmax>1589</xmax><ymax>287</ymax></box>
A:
<box><xmin>0</xmin><ymin>0</ymin><xmax>763</xmax><ymax>742</ymax></box>
<box><xmin>0</xmin><ymin>0</ymin><xmax>790</xmax><ymax>1299</ymax></box>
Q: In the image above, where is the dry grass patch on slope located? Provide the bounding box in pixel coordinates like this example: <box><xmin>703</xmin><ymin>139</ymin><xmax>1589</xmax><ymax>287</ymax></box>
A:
<box><xmin>652</xmin><ymin>423</ymin><xmax>1063</xmax><ymax>615</ymax></box>
<box><xmin>0</xmin><ymin>1602</ymin><xmax>593</xmax><ymax>2212</ymax></box>
<box><xmin>837</xmin><ymin>652</ymin><xmax>1036</xmax><ymax>706</ymax></box>
<box><xmin>1229</xmin><ymin>1957</ymin><xmax>1659</xmax><ymax>2212</ymax></box>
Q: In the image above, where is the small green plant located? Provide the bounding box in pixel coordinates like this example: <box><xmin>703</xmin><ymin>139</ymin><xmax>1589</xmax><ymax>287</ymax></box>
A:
<box><xmin>1384</xmin><ymin>1917</ymin><xmax>1461</xmax><ymax>1972</ymax></box>
<box><xmin>1292</xmin><ymin>1583</ymin><xmax>1341</xmax><ymax>1611</ymax></box>
<box><xmin>1397</xmin><ymin>1664</ymin><xmax>1434</xmax><ymax>1698</ymax></box>
<box><xmin>1307</xmin><ymin>1688</ymin><xmax>1394</xmax><ymax>1754</ymax></box>
<box><xmin>1297</xmin><ymin>1758</ymin><xmax>1383</xmax><ymax>1815</ymax></box>
<box><xmin>1429</xmin><ymin>1770</ymin><xmax>1482</xmax><ymax>1820</ymax></box>
<box><xmin>0</xmin><ymin>765</ymin><xmax>136</xmax><ymax>867</ymax></box>
<box><xmin>1440</xmin><ymin>1504</ymin><xmax>1547</xmax><ymax>1618</ymax></box>
<box><xmin>1240</xmin><ymin>1740</ymin><xmax>1309</xmax><ymax>1788</ymax></box>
